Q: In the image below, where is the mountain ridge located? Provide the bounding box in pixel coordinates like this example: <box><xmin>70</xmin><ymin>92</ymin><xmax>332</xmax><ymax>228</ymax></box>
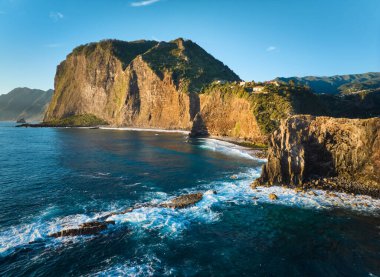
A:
<box><xmin>275</xmin><ymin>72</ymin><xmax>380</xmax><ymax>95</ymax></box>
<box><xmin>0</xmin><ymin>88</ymin><xmax>53</xmax><ymax>121</ymax></box>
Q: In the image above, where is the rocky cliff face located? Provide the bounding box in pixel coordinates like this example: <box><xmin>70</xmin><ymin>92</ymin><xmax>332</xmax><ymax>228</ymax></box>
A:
<box><xmin>197</xmin><ymin>92</ymin><xmax>266</xmax><ymax>143</ymax></box>
<box><xmin>256</xmin><ymin>115</ymin><xmax>380</xmax><ymax>196</ymax></box>
<box><xmin>44</xmin><ymin>38</ymin><xmax>240</xmax><ymax>130</ymax></box>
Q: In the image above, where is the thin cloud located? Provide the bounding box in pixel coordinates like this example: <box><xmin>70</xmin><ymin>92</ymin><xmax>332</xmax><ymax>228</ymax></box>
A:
<box><xmin>49</xmin><ymin>11</ymin><xmax>64</xmax><ymax>21</ymax></box>
<box><xmin>131</xmin><ymin>0</ymin><xmax>160</xmax><ymax>7</ymax></box>
<box><xmin>266</xmin><ymin>46</ymin><xmax>277</xmax><ymax>52</ymax></box>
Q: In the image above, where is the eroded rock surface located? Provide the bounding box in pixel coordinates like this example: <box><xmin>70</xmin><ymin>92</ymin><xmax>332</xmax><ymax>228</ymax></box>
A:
<box><xmin>49</xmin><ymin>221</ymin><xmax>115</xmax><ymax>238</ymax></box>
<box><xmin>160</xmin><ymin>193</ymin><xmax>203</xmax><ymax>209</ymax></box>
<box><xmin>256</xmin><ymin>115</ymin><xmax>380</xmax><ymax>197</ymax></box>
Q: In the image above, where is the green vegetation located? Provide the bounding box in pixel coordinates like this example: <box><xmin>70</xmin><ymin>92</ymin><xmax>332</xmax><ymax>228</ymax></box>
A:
<box><xmin>142</xmin><ymin>38</ymin><xmax>240</xmax><ymax>93</ymax></box>
<box><xmin>68</xmin><ymin>38</ymin><xmax>240</xmax><ymax>93</ymax></box>
<box><xmin>318</xmin><ymin>89</ymin><xmax>380</xmax><ymax>118</ymax></box>
<box><xmin>44</xmin><ymin>114</ymin><xmax>108</xmax><ymax>127</ymax></box>
<box><xmin>70</xmin><ymin>39</ymin><xmax>158</xmax><ymax>69</ymax></box>
<box><xmin>202</xmin><ymin>81</ymin><xmax>322</xmax><ymax>134</ymax></box>
<box><xmin>201</xmin><ymin>80</ymin><xmax>380</xmax><ymax>136</ymax></box>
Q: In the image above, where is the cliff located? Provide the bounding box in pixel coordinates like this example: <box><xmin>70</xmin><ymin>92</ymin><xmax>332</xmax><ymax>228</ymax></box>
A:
<box><xmin>256</xmin><ymin>115</ymin><xmax>380</xmax><ymax>197</ymax></box>
<box><xmin>44</xmin><ymin>38</ymin><xmax>240</xmax><ymax>129</ymax></box>
<box><xmin>0</xmin><ymin>88</ymin><xmax>53</xmax><ymax>121</ymax></box>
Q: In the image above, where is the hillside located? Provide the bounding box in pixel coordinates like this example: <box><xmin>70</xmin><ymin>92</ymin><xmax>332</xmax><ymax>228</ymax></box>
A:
<box><xmin>276</xmin><ymin>72</ymin><xmax>380</xmax><ymax>94</ymax></box>
<box><xmin>0</xmin><ymin>88</ymin><xmax>53</xmax><ymax>121</ymax></box>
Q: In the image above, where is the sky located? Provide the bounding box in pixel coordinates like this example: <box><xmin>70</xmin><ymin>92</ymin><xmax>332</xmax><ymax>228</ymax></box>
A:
<box><xmin>0</xmin><ymin>0</ymin><xmax>379</xmax><ymax>94</ymax></box>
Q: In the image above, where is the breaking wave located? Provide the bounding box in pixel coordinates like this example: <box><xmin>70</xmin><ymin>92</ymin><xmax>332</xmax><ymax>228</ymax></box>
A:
<box><xmin>1</xmin><ymin>165</ymin><xmax>379</xmax><ymax>260</ymax></box>
<box><xmin>198</xmin><ymin>138</ymin><xmax>266</xmax><ymax>161</ymax></box>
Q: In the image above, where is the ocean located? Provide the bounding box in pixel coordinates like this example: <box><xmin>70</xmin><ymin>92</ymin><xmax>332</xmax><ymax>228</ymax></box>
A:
<box><xmin>0</xmin><ymin>122</ymin><xmax>379</xmax><ymax>276</ymax></box>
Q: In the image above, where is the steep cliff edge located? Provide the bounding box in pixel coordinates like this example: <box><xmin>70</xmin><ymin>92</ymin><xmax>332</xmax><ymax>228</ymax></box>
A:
<box><xmin>196</xmin><ymin>91</ymin><xmax>266</xmax><ymax>143</ymax></box>
<box><xmin>44</xmin><ymin>38</ymin><xmax>240</xmax><ymax>129</ymax></box>
<box><xmin>256</xmin><ymin>115</ymin><xmax>380</xmax><ymax>197</ymax></box>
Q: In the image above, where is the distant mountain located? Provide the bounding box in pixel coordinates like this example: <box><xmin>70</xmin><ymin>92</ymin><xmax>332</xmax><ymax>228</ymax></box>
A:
<box><xmin>0</xmin><ymin>88</ymin><xmax>53</xmax><ymax>121</ymax></box>
<box><xmin>275</xmin><ymin>72</ymin><xmax>380</xmax><ymax>95</ymax></box>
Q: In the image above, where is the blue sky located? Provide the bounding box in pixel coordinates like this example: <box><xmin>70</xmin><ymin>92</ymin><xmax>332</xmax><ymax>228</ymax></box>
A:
<box><xmin>0</xmin><ymin>0</ymin><xmax>379</xmax><ymax>94</ymax></box>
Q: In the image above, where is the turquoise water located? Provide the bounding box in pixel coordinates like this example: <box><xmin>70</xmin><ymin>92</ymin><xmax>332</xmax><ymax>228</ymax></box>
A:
<box><xmin>0</xmin><ymin>122</ymin><xmax>379</xmax><ymax>276</ymax></box>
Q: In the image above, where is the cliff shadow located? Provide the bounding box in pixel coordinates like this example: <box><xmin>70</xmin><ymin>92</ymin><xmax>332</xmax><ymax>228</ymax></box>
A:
<box><xmin>189</xmin><ymin>112</ymin><xmax>209</xmax><ymax>138</ymax></box>
<box><xmin>189</xmin><ymin>93</ymin><xmax>200</xmax><ymax>121</ymax></box>
<box><xmin>303</xmin><ymin>136</ymin><xmax>336</xmax><ymax>180</ymax></box>
<box><xmin>125</xmin><ymin>71</ymin><xmax>141</xmax><ymax>118</ymax></box>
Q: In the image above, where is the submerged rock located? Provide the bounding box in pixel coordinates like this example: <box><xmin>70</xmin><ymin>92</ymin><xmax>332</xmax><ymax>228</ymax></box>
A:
<box><xmin>160</xmin><ymin>193</ymin><xmax>203</xmax><ymax>209</ymax></box>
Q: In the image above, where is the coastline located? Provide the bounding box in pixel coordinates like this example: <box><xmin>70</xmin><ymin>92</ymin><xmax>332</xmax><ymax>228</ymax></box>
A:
<box><xmin>14</xmin><ymin>123</ymin><xmax>380</xmax><ymax>199</ymax></box>
<box><xmin>99</xmin><ymin>126</ymin><xmax>190</xmax><ymax>134</ymax></box>
<box><xmin>100</xmin><ymin>126</ymin><xmax>268</xmax><ymax>160</ymax></box>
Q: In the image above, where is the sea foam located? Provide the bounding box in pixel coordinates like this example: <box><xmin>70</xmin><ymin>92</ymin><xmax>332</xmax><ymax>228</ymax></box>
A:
<box><xmin>1</xmin><ymin>141</ymin><xmax>379</xmax><ymax>258</ymax></box>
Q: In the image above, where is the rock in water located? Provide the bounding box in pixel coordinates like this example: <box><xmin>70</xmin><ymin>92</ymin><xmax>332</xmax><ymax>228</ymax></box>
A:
<box><xmin>49</xmin><ymin>221</ymin><xmax>115</xmax><ymax>238</ymax></box>
<box><xmin>16</xmin><ymin>118</ymin><xmax>26</xmax><ymax>123</ymax></box>
<box><xmin>189</xmin><ymin>113</ymin><xmax>209</xmax><ymax>138</ymax></box>
<box><xmin>160</xmin><ymin>193</ymin><xmax>203</xmax><ymax>209</ymax></box>
<box><xmin>268</xmin><ymin>193</ymin><xmax>278</xmax><ymax>200</ymax></box>
<box><xmin>256</xmin><ymin>115</ymin><xmax>380</xmax><ymax>197</ymax></box>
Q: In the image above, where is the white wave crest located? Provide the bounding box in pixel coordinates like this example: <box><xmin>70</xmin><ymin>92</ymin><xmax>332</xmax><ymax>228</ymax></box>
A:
<box><xmin>198</xmin><ymin>138</ymin><xmax>266</xmax><ymax>161</ymax></box>
<box><xmin>1</xmin><ymin>167</ymin><xmax>379</xmax><ymax>258</ymax></box>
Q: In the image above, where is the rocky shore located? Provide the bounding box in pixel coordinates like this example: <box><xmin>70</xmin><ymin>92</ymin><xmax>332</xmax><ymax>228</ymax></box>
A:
<box><xmin>254</xmin><ymin>115</ymin><xmax>380</xmax><ymax>198</ymax></box>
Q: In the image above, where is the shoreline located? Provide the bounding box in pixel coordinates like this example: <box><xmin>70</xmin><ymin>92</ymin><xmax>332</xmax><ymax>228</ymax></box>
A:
<box><xmin>256</xmin><ymin>177</ymin><xmax>380</xmax><ymax>199</ymax></box>
<box><xmin>99</xmin><ymin>126</ymin><xmax>190</xmax><ymax>134</ymax></box>
<box><xmin>100</xmin><ymin>126</ymin><xmax>268</xmax><ymax>160</ymax></box>
<box><xmin>15</xmin><ymin>123</ymin><xmax>378</xmax><ymax>198</ymax></box>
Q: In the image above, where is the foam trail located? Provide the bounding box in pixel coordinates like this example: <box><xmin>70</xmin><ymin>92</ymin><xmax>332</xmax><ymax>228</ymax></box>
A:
<box><xmin>92</xmin><ymin>253</ymin><xmax>175</xmax><ymax>277</ymax></box>
<box><xmin>198</xmin><ymin>138</ymin><xmax>267</xmax><ymax>161</ymax></box>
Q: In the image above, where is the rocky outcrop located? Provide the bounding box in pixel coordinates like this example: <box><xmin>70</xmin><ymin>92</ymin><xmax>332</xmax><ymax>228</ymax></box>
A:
<box><xmin>160</xmin><ymin>193</ymin><xmax>203</xmax><ymax>209</ymax></box>
<box><xmin>256</xmin><ymin>115</ymin><xmax>380</xmax><ymax>197</ymax></box>
<box><xmin>49</xmin><ymin>221</ymin><xmax>115</xmax><ymax>238</ymax></box>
